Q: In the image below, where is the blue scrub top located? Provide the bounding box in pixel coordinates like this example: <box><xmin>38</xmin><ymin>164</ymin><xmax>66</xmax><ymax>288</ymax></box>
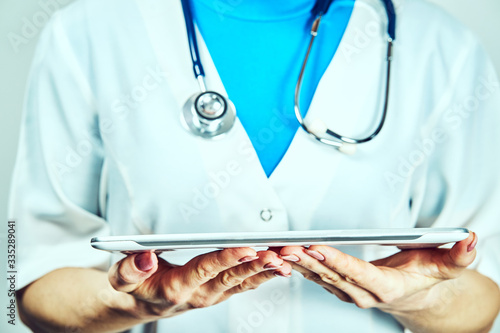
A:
<box><xmin>191</xmin><ymin>0</ymin><xmax>355</xmax><ymax>176</ymax></box>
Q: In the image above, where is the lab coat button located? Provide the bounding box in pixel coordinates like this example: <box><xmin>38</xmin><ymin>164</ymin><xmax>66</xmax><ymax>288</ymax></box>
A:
<box><xmin>260</xmin><ymin>209</ymin><xmax>272</xmax><ymax>222</ymax></box>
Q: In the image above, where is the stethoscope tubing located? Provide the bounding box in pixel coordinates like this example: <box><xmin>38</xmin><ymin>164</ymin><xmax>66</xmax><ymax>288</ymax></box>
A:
<box><xmin>180</xmin><ymin>0</ymin><xmax>204</xmax><ymax>79</ymax></box>
<box><xmin>180</xmin><ymin>0</ymin><xmax>397</xmax><ymax>152</ymax></box>
<box><xmin>294</xmin><ymin>18</ymin><xmax>393</xmax><ymax>149</ymax></box>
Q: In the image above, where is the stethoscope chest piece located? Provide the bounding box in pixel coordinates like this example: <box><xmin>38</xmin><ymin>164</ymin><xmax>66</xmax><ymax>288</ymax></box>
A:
<box><xmin>182</xmin><ymin>91</ymin><xmax>236</xmax><ymax>138</ymax></box>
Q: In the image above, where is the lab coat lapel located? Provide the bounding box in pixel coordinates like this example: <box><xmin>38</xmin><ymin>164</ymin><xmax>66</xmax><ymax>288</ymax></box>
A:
<box><xmin>136</xmin><ymin>0</ymin><xmax>289</xmax><ymax>232</ymax></box>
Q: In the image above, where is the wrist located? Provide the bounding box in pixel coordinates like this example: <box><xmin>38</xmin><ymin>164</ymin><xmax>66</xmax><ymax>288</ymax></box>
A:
<box><xmin>383</xmin><ymin>271</ymin><xmax>499</xmax><ymax>333</ymax></box>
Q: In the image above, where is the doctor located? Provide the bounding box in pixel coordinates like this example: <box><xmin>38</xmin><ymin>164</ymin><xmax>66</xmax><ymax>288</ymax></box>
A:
<box><xmin>10</xmin><ymin>0</ymin><xmax>500</xmax><ymax>332</ymax></box>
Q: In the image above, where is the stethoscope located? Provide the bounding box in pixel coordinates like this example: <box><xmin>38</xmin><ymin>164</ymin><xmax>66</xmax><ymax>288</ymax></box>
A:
<box><xmin>180</xmin><ymin>0</ymin><xmax>396</xmax><ymax>154</ymax></box>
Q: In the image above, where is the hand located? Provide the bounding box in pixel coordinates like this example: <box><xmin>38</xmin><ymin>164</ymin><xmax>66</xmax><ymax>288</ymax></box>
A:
<box><xmin>279</xmin><ymin>232</ymin><xmax>477</xmax><ymax>313</ymax></box>
<box><xmin>108</xmin><ymin>248</ymin><xmax>292</xmax><ymax>320</ymax></box>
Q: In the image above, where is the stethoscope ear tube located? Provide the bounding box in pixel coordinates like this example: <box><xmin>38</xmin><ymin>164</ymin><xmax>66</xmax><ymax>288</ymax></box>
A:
<box><xmin>381</xmin><ymin>0</ymin><xmax>397</xmax><ymax>40</ymax></box>
<box><xmin>294</xmin><ymin>1</ymin><xmax>396</xmax><ymax>154</ymax></box>
<box><xmin>311</xmin><ymin>0</ymin><xmax>335</xmax><ymax>16</ymax></box>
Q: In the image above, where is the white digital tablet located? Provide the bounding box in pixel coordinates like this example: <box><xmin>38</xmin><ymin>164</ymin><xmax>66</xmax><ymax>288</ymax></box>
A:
<box><xmin>91</xmin><ymin>228</ymin><xmax>469</xmax><ymax>253</ymax></box>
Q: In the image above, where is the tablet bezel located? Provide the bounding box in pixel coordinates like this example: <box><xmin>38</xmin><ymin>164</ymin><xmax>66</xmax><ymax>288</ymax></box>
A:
<box><xmin>90</xmin><ymin>228</ymin><xmax>469</xmax><ymax>253</ymax></box>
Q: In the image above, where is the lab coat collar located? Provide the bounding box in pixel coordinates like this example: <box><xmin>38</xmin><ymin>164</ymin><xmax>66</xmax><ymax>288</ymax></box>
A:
<box><xmin>135</xmin><ymin>0</ymin><xmax>389</xmax><ymax>230</ymax></box>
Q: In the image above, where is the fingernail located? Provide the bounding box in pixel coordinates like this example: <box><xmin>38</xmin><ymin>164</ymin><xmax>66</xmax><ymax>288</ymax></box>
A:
<box><xmin>273</xmin><ymin>271</ymin><xmax>292</xmax><ymax>278</ymax></box>
<box><xmin>280</xmin><ymin>254</ymin><xmax>300</xmax><ymax>262</ymax></box>
<box><xmin>305</xmin><ymin>250</ymin><xmax>325</xmax><ymax>261</ymax></box>
<box><xmin>264</xmin><ymin>263</ymin><xmax>282</xmax><ymax>270</ymax></box>
<box><xmin>467</xmin><ymin>233</ymin><xmax>478</xmax><ymax>252</ymax></box>
<box><xmin>135</xmin><ymin>252</ymin><xmax>154</xmax><ymax>272</ymax></box>
<box><xmin>239</xmin><ymin>256</ymin><xmax>259</xmax><ymax>263</ymax></box>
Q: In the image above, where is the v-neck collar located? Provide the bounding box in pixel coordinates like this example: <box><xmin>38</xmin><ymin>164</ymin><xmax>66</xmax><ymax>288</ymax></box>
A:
<box><xmin>134</xmin><ymin>0</ymin><xmax>387</xmax><ymax>200</ymax></box>
<box><xmin>190</xmin><ymin>0</ymin><xmax>355</xmax><ymax>178</ymax></box>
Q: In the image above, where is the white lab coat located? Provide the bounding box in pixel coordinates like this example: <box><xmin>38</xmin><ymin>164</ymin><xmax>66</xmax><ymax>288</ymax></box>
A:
<box><xmin>9</xmin><ymin>0</ymin><xmax>500</xmax><ymax>332</ymax></box>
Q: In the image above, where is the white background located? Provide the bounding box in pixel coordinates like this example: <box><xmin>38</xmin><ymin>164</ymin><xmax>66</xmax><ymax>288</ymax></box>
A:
<box><xmin>0</xmin><ymin>0</ymin><xmax>499</xmax><ymax>332</ymax></box>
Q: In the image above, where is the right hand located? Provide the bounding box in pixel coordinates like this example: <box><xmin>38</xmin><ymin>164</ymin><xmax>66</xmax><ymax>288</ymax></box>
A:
<box><xmin>108</xmin><ymin>248</ymin><xmax>292</xmax><ymax>320</ymax></box>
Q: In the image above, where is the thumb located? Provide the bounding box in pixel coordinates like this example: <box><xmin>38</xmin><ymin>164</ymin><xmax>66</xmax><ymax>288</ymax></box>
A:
<box><xmin>442</xmin><ymin>231</ymin><xmax>477</xmax><ymax>276</ymax></box>
<box><xmin>108</xmin><ymin>251</ymin><xmax>158</xmax><ymax>293</ymax></box>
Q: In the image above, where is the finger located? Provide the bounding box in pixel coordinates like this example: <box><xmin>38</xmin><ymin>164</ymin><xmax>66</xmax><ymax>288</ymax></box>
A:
<box><xmin>305</xmin><ymin>245</ymin><xmax>388</xmax><ymax>292</ymax></box>
<box><xmin>220</xmin><ymin>268</ymin><xmax>291</xmax><ymax>302</ymax></box>
<box><xmin>291</xmin><ymin>263</ymin><xmax>354</xmax><ymax>303</ymax></box>
<box><xmin>281</xmin><ymin>248</ymin><xmax>381</xmax><ymax>308</ymax></box>
<box><xmin>185</xmin><ymin>251</ymin><xmax>290</xmax><ymax>309</ymax></box>
<box><xmin>197</xmin><ymin>251</ymin><xmax>291</xmax><ymax>297</ymax></box>
<box><xmin>291</xmin><ymin>261</ymin><xmax>379</xmax><ymax>309</ymax></box>
<box><xmin>281</xmin><ymin>246</ymin><xmax>384</xmax><ymax>289</ymax></box>
<box><xmin>441</xmin><ymin>231</ymin><xmax>477</xmax><ymax>278</ymax></box>
<box><xmin>176</xmin><ymin>247</ymin><xmax>259</xmax><ymax>289</ymax></box>
<box><xmin>108</xmin><ymin>251</ymin><xmax>158</xmax><ymax>293</ymax></box>
<box><xmin>279</xmin><ymin>246</ymin><xmax>307</xmax><ymax>262</ymax></box>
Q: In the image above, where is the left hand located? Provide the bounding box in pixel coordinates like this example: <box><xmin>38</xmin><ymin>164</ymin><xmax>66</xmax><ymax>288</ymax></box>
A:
<box><xmin>278</xmin><ymin>232</ymin><xmax>478</xmax><ymax>313</ymax></box>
